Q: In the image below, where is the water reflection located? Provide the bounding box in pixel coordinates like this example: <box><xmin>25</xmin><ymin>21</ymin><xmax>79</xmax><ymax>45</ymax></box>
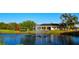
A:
<box><xmin>35</xmin><ymin>34</ymin><xmax>50</xmax><ymax>45</ymax></box>
<box><xmin>52</xmin><ymin>35</ymin><xmax>73</xmax><ymax>45</ymax></box>
<box><xmin>0</xmin><ymin>34</ymin><xmax>79</xmax><ymax>45</ymax></box>
<box><xmin>0</xmin><ymin>36</ymin><xmax>4</xmax><ymax>44</ymax></box>
<box><xmin>21</xmin><ymin>35</ymin><xmax>36</xmax><ymax>45</ymax></box>
<box><xmin>0</xmin><ymin>34</ymin><xmax>23</xmax><ymax>45</ymax></box>
<box><xmin>22</xmin><ymin>34</ymin><xmax>73</xmax><ymax>45</ymax></box>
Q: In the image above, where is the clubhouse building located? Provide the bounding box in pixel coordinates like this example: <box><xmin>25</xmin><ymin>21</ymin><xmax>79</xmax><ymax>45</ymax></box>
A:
<box><xmin>35</xmin><ymin>23</ymin><xmax>62</xmax><ymax>31</ymax></box>
<box><xmin>35</xmin><ymin>23</ymin><xmax>79</xmax><ymax>31</ymax></box>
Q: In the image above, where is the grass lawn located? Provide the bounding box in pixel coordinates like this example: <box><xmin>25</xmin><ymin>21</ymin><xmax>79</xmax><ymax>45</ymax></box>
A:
<box><xmin>0</xmin><ymin>30</ymin><xmax>36</xmax><ymax>34</ymax></box>
<box><xmin>42</xmin><ymin>29</ymin><xmax>79</xmax><ymax>35</ymax></box>
<box><xmin>0</xmin><ymin>30</ymin><xmax>16</xmax><ymax>34</ymax></box>
<box><xmin>46</xmin><ymin>30</ymin><xmax>65</xmax><ymax>35</ymax></box>
<box><xmin>0</xmin><ymin>29</ymin><xmax>78</xmax><ymax>35</ymax></box>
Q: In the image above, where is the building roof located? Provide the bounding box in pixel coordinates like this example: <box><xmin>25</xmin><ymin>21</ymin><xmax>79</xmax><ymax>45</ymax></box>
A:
<box><xmin>40</xmin><ymin>23</ymin><xmax>60</xmax><ymax>26</ymax></box>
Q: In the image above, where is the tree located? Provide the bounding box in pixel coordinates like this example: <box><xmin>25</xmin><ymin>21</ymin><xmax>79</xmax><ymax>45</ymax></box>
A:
<box><xmin>60</xmin><ymin>13</ymin><xmax>78</xmax><ymax>29</ymax></box>
<box><xmin>0</xmin><ymin>22</ymin><xmax>7</xmax><ymax>29</ymax></box>
<box><xmin>8</xmin><ymin>22</ymin><xmax>18</xmax><ymax>30</ymax></box>
<box><xmin>19</xmin><ymin>20</ymin><xmax>36</xmax><ymax>31</ymax></box>
<box><xmin>60</xmin><ymin>13</ymin><xmax>68</xmax><ymax>23</ymax></box>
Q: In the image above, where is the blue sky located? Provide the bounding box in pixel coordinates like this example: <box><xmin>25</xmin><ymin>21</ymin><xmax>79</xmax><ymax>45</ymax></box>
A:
<box><xmin>0</xmin><ymin>13</ymin><xmax>79</xmax><ymax>24</ymax></box>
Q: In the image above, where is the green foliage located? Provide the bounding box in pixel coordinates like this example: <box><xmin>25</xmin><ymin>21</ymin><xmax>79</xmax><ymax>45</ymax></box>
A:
<box><xmin>60</xmin><ymin>13</ymin><xmax>78</xmax><ymax>28</ymax></box>
<box><xmin>0</xmin><ymin>20</ymin><xmax>36</xmax><ymax>31</ymax></box>
<box><xmin>0</xmin><ymin>22</ymin><xmax>8</xmax><ymax>29</ymax></box>
<box><xmin>19</xmin><ymin>20</ymin><xmax>36</xmax><ymax>31</ymax></box>
<box><xmin>7</xmin><ymin>22</ymin><xmax>18</xmax><ymax>30</ymax></box>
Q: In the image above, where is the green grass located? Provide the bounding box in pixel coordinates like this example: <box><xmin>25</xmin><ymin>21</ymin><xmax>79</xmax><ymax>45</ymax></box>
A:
<box><xmin>45</xmin><ymin>30</ymin><xmax>65</xmax><ymax>35</ymax></box>
<box><xmin>0</xmin><ymin>30</ymin><xmax>36</xmax><ymax>34</ymax></box>
<box><xmin>46</xmin><ymin>29</ymin><xmax>79</xmax><ymax>35</ymax></box>
<box><xmin>0</xmin><ymin>29</ymin><xmax>78</xmax><ymax>35</ymax></box>
<box><xmin>0</xmin><ymin>30</ymin><xmax>16</xmax><ymax>34</ymax></box>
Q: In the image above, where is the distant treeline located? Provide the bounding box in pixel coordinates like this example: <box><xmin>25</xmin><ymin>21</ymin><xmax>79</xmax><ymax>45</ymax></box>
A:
<box><xmin>0</xmin><ymin>20</ymin><xmax>36</xmax><ymax>31</ymax></box>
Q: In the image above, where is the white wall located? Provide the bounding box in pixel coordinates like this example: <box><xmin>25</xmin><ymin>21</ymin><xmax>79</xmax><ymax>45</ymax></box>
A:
<box><xmin>51</xmin><ymin>27</ymin><xmax>58</xmax><ymax>30</ymax></box>
<box><xmin>51</xmin><ymin>27</ymin><xmax>54</xmax><ymax>30</ymax></box>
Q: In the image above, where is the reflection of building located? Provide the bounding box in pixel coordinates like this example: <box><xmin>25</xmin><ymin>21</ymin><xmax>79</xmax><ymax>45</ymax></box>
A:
<box><xmin>35</xmin><ymin>34</ymin><xmax>52</xmax><ymax>45</ymax></box>
<box><xmin>36</xmin><ymin>23</ymin><xmax>60</xmax><ymax>31</ymax></box>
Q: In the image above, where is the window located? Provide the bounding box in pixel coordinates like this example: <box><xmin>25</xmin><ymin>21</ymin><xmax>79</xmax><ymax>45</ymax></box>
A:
<box><xmin>47</xmin><ymin>27</ymin><xmax>51</xmax><ymax>30</ymax></box>
<box><xmin>42</xmin><ymin>27</ymin><xmax>46</xmax><ymax>30</ymax></box>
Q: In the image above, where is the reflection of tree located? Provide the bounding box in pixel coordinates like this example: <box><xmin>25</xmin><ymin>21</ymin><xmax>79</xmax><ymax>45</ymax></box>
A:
<box><xmin>35</xmin><ymin>34</ymin><xmax>52</xmax><ymax>45</ymax></box>
<box><xmin>21</xmin><ymin>35</ymin><xmax>36</xmax><ymax>45</ymax></box>
<box><xmin>0</xmin><ymin>36</ymin><xmax>4</xmax><ymax>45</ymax></box>
<box><xmin>53</xmin><ymin>35</ymin><xmax>73</xmax><ymax>45</ymax></box>
<box><xmin>65</xmin><ymin>35</ymin><xmax>73</xmax><ymax>45</ymax></box>
<box><xmin>21</xmin><ymin>34</ymin><xmax>73</xmax><ymax>45</ymax></box>
<box><xmin>47</xmin><ymin>35</ymin><xmax>52</xmax><ymax>44</ymax></box>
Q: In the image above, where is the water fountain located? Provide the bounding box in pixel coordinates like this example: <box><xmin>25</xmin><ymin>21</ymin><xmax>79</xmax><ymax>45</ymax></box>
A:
<box><xmin>35</xmin><ymin>25</ymin><xmax>49</xmax><ymax>44</ymax></box>
<box><xmin>36</xmin><ymin>25</ymin><xmax>42</xmax><ymax>34</ymax></box>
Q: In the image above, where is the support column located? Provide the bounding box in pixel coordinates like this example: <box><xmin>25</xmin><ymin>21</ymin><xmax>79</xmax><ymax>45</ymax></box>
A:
<box><xmin>45</xmin><ymin>26</ymin><xmax>48</xmax><ymax>30</ymax></box>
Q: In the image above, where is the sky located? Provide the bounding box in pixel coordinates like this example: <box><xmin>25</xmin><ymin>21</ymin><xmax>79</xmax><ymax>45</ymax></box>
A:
<box><xmin>0</xmin><ymin>13</ymin><xmax>79</xmax><ymax>24</ymax></box>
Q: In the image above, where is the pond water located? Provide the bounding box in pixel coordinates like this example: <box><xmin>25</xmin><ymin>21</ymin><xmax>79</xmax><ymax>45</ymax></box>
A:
<box><xmin>0</xmin><ymin>34</ymin><xmax>79</xmax><ymax>45</ymax></box>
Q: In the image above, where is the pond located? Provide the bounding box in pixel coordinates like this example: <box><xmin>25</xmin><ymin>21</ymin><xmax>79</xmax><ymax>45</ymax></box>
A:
<box><xmin>0</xmin><ymin>34</ymin><xmax>79</xmax><ymax>45</ymax></box>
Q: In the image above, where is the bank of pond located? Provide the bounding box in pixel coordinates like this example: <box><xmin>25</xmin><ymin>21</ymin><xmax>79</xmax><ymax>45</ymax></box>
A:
<box><xmin>0</xmin><ymin>30</ymin><xmax>79</xmax><ymax>36</ymax></box>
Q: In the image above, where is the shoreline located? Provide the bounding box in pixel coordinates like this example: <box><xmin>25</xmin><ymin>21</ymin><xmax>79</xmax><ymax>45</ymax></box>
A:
<box><xmin>0</xmin><ymin>30</ymin><xmax>79</xmax><ymax>35</ymax></box>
